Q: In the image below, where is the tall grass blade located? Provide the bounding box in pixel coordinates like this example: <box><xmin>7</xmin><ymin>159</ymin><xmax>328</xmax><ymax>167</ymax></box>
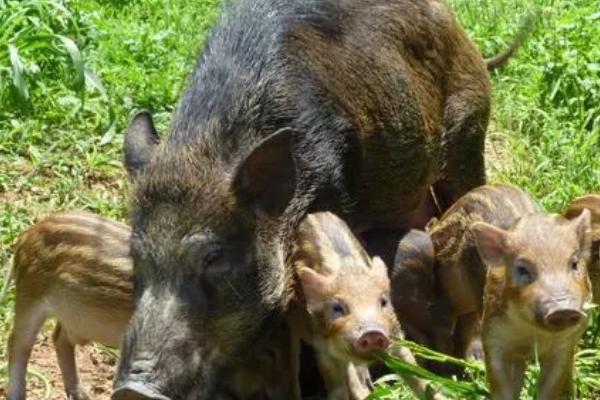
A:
<box><xmin>7</xmin><ymin>44</ymin><xmax>28</xmax><ymax>105</ymax></box>
<box><xmin>54</xmin><ymin>34</ymin><xmax>85</xmax><ymax>92</ymax></box>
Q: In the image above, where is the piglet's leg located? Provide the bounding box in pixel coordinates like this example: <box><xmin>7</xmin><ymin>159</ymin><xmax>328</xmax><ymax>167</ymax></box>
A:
<box><xmin>537</xmin><ymin>347</ymin><xmax>575</xmax><ymax>400</ymax></box>
<box><xmin>454</xmin><ymin>312</ymin><xmax>480</xmax><ymax>360</ymax></box>
<box><xmin>7</xmin><ymin>300</ymin><xmax>48</xmax><ymax>400</ymax></box>
<box><xmin>53</xmin><ymin>323</ymin><xmax>90</xmax><ymax>400</ymax></box>
<box><xmin>346</xmin><ymin>364</ymin><xmax>371</xmax><ymax>400</ymax></box>
<box><xmin>484</xmin><ymin>348</ymin><xmax>526</xmax><ymax>400</ymax></box>
<box><xmin>315</xmin><ymin>352</ymin><xmax>353</xmax><ymax>400</ymax></box>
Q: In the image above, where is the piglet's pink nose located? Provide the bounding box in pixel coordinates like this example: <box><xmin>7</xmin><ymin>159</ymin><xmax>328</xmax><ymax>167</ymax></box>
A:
<box><xmin>355</xmin><ymin>330</ymin><xmax>390</xmax><ymax>354</ymax></box>
<box><xmin>544</xmin><ymin>309</ymin><xmax>584</xmax><ymax>329</ymax></box>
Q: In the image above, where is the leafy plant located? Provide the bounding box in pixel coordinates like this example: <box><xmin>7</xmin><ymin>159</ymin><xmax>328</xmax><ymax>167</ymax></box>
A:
<box><xmin>0</xmin><ymin>0</ymin><xmax>93</xmax><ymax>111</ymax></box>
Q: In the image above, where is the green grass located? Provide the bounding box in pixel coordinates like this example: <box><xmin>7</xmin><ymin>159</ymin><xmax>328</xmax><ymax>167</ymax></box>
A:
<box><xmin>0</xmin><ymin>0</ymin><xmax>598</xmax><ymax>398</ymax></box>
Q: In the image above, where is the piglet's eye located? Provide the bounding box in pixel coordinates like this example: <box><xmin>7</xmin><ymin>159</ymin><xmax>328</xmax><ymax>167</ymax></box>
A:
<box><xmin>380</xmin><ymin>294</ymin><xmax>390</xmax><ymax>309</ymax></box>
<box><xmin>570</xmin><ymin>256</ymin><xmax>580</xmax><ymax>271</ymax></box>
<box><xmin>512</xmin><ymin>262</ymin><xmax>534</xmax><ymax>286</ymax></box>
<box><xmin>329</xmin><ymin>299</ymin><xmax>347</xmax><ymax>319</ymax></box>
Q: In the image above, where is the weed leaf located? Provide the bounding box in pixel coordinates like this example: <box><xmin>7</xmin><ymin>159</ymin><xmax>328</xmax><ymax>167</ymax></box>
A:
<box><xmin>8</xmin><ymin>44</ymin><xmax>29</xmax><ymax>104</ymax></box>
<box><xmin>54</xmin><ymin>34</ymin><xmax>85</xmax><ymax>93</ymax></box>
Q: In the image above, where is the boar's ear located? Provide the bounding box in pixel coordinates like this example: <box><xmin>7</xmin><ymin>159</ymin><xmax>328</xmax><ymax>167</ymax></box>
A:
<box><xmin>570</xmin><ymin>208</ymin><xmax>592</xmax><ymax>251</ymax></box>
<box><xmin>297</xmin><ymin>267</ymin><xmax>332</xmax><ymax>312</ymax></box>
<box><xmin>470</xmin><ymin>222</ymin><xmax>509</xmax><ymax>267</ymax></box>
<box><xmin>233</xmin><ymin>128</ymin><xmax>296</xmax><ymax>216</ymax></box>
<box><xmin>124</xmin><ymin>110</ymin><xmax>160</xmax><ymax>179</ymax></box>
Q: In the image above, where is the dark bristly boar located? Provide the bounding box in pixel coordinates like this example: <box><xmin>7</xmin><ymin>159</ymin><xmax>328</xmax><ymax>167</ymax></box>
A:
<box><xmin>214</xmin><ymin>318</ymin><xmax>296</xmax><ymax>400</ymax></box>
<box><xmin>5</xmin><ymin>212</ymin><xmax>133</xmax><ymax>400</ymax></box>
<box><xmin>4</xmin><ymin>212</ymin><xmax>295</xmax><ymax>400</ymax></box>
<box><xmin>565</xmin><ymin>194</ymin><xmax>600</xmax><ymax>303</ymax></box>
<box><xmin>428</xmin><ymin>185</ymin><xmax>593</xmax><ymax>398</ymax></box>
<box><xmin>116</xmin><ymin>0</ymin><xmax>495</xmax><ymax>397</ymax></box>
<box><xmin>288</xmin><ymin>212</ymin><xmax>446</xmax><ymax>400</ymax></box>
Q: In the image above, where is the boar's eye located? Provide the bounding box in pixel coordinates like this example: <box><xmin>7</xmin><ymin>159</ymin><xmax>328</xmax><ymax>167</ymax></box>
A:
<box><xmin>329</xmin><ymin>299</ymin><xmax>348</xmax><ymax>319</ymax></box>
<box><xmin>185</xmin><ymin>238</ymin><xmax>225</xmax><ymax>271</ymax></box>
<box><xmin>202</xmin><ymin>244</ymin><xmax>223</xmax><ymax>268</ymax></box>
<box><xmin>511</xmin><ymin>262</ymin><xmax>535</xmax><ymax>287</ymax></box>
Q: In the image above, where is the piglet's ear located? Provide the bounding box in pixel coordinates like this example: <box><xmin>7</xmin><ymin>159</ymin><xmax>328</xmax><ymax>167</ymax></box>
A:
<box><xmin>371</xmin><ymin>256</ymin><xmax>390</xmax><ymax>281</ymax></box>
<box><xmin>570</xmin><ymin>208</ymin><xmax>592</xmax><ymax>251</ymax></box>
<box><xmin>297</xmin><ymin>267</ymin><xmax>332</xmax><ymax>312</ymax></box>
<box><xmin>470</xmin><ymin>222</ymin><xmax>509</xmax><ymax>267</ymax></box>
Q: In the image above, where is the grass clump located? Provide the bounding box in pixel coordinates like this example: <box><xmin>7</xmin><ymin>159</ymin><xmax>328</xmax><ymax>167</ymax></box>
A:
<box><xmin>0</xmin><ymin>0</ymin><xmax>93</xmax><ymax>111</ymax></box>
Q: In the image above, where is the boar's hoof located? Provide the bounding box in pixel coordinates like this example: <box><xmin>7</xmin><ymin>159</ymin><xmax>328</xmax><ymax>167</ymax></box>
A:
<box><xmin>543</xmin><ymin>309</ymin><xmax>584</xmax><ymax>330</ymax></box>
<box><xmin>355</xmin><ymin>330</ymin><xmax>390</xmax><ymax>355</ymax></box>
<box><xmin>112</xmin><ymin>383</ymin><xmax>171</xmax><ymax>400</ymax></box>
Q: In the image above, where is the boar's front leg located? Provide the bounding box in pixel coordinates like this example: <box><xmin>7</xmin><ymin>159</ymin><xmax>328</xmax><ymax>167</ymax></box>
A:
<box><xmin>289</xmin><ymin>333</ymin><xmax>303</xmax><ymax>400</ymax></box>
<box><xmin>537</xmin><ymin>347</ymin><xmax>576</xmax><ymax>400</ymax></box>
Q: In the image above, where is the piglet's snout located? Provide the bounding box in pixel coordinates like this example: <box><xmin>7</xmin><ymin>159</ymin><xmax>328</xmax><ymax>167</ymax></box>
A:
<box><xmin>544</xmin><ymin>308</ymin><xmax>584</xmax><ymax>329</ymax></box>
<box><xmin>354</xmin><ymin>328</ymin><xmax>390</xmax><ymax>355</ymax></box>
<box><xmin>542</xmin><ymin>297</ymin><xmax>585</xmax><ymax>330</ymax></box>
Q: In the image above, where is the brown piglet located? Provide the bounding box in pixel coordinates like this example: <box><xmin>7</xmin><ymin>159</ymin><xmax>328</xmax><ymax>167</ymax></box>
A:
<box><xmin>361</xmin><ymin>228</ymin><xmax>455</xmax><ymax>374</ymax></box>
<box><xmin>429</xmin><ymin>184</ymin><xmax>592</xmax><ymax>399</ymax></box>
<box><xmin>5</xmin><ymin>212</ymin><xmax>133</xmax><ymax>400</ymax></box>
<box><xmin>388</xmin><ymin>230</ymin><xmax>455</xmax><ymax>373</ymax></box>
<box><xmin>288</xmin><ymin>212</ymin><xmax>446</xmax><ymax>400</ymax></box>
<box><xmin>565</xmin><ymin>193</ymin><xmax>600</xmax><ymax>302</ymax></box>
<box><xmin>428</xmin><ymin>184</ymin><xmax>542</xmax><ymax>360</ymax></box>
<box><xmin>4</xmin><ymin>212</ymin><xmax>295</xmax><ymax>400</ymax></box>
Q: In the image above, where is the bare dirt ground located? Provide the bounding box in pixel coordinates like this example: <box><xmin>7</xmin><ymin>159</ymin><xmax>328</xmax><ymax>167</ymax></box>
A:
<box><xmin>1</xmin><ymin>331</ymin><xmax>117</xmax><ymax>400</ymax></box>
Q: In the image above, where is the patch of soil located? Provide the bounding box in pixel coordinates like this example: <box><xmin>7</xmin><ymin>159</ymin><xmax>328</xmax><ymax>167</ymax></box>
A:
<box><xmin>2</xmin><ymin>332</ymin><xmax>117</xmax><ymax>400</ymax></box>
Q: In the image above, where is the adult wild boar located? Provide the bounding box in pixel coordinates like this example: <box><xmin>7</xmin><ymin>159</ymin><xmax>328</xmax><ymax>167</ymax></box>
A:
<box><xmin>114</xmin><ymin>0</ymin><xmax>492</xmax><ymax>398</ymax></box>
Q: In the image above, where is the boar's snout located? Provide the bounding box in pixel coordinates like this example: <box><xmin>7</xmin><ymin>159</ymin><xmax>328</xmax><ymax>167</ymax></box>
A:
<box><xmin>354</xmin><ymin>328</ymin><xmax>390</xmax><ymax>356</ymax></box>
<box><xmin>115</xmin><ymin>287</ymin><xmax>208</xmax><ymax>400</ymax></box>
<box><xmin>112</xmin><ymin>382</ymin><xmax>171</xmax><ymax>400</ymax></box>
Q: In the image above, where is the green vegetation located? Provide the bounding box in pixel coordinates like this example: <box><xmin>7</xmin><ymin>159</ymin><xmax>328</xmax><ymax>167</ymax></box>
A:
<box><xmin>0</xmin><ymin>0</ymin><xmax>598</xmax><ymax>398</ymax></box>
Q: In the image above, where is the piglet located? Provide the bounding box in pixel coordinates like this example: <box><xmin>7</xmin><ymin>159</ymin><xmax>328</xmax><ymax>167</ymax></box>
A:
<box><xmin>565</xmin><ymin>193</ymin><xmax>600</xmax><ymax>303</ymax></box>
<box><xmin>288</xmin><ymin>211</ymin><xmax>446</xmax><ymax>400</ymax></box>
<box><xmin>428</xmin><ymin>184</ymin><xmax>592</xmax><ymax>399</ymax></box>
